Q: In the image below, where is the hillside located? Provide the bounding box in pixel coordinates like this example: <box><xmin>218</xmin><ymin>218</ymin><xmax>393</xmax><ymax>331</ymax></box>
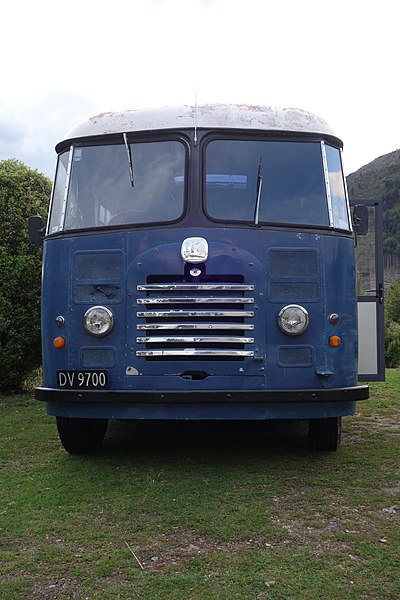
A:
<box><xmin>347</xmin><ymin>149</ymin><xmax>400</xmax><ymax>203</ymax></box>
<box><xmin>347</xmin><ymin>149</ymin><xmax>400</xmax><ymax>260</ymax></box>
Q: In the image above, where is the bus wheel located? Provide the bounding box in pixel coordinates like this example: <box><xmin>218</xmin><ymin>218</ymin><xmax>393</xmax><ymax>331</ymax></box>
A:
<box><xmin>56</xmin><ymin>417</ymin><xmax>108</xmax><ymax>454</ymax></box>
<box><xmin>308</xmin><ymin>417</ymin><xmax>342</xmax><ymax>451</ymax></box>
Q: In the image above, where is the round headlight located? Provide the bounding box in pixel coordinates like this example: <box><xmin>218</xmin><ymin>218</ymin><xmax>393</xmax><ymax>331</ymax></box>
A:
<box><xmin>278</xmin><ymin>304</ymin><xmax>309</xmax><ymax>336</ymax></box>
<box><xmin>83</xmin><ymin>306</ymin><xmax>114</xmax><ymax>337</ymax></box>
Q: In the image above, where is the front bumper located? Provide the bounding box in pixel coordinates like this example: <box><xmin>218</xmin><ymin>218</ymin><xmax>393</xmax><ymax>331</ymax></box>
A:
<box><xmin>38</xmin><ymin>386</ymin><xmax>368</xmax><ymax>420</ymax></box>
<box><xmin>36</xmin><ymin>385</ymin><xmax>369</xmax><ymax>404</ymax></box>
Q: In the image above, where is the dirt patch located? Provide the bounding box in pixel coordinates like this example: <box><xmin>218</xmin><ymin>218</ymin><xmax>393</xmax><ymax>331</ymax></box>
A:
<box><xmin>123</xmin><ymin>513</ymin><xmax>370</xmax><ymax>572</ymax></box>
<box><xmin>124</xmin><ymin>528</ymin><xmax>280</xmax><ymax>571</ymax></box>
<box><xmin>345</xmin><ymin>412</ymin><xmax>400</xmax><ymax>443</ymax></box>
<box><xmin>366</xmin><ymin>415</ymin><xmax>400</xmax><ymax>432</ymax></box>
<box><xmin>30</xmin><ymin>576</ymin><xmax>87</xmax><ymax>600</ymax></box>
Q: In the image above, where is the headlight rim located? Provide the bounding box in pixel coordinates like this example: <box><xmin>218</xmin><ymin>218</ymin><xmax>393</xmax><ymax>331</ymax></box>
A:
<box><xmin>278</xmin><ymin>304</ymin><xmax>309</xmax><ymax>336</ymax></box>
<box><xmin>83</xmin><ymin>305</ymin><xmax>114</xmax><ymax>337</ymax></box>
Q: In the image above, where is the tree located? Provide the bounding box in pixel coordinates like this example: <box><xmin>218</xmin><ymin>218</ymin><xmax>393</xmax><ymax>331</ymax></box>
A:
<box><xmin>383</xmin><ymin>207</ymin><xmax>400</xmax><ymax>257</ymax></box>
<box><xmin>385</xmin><ymin>279</ymin><xmax>400</xmax><ymax>323</ymax></box>
<box><xmin>0</xmin><ymin>159</ymin><xmax>51</xmax><ymax>391</ymax></box>
<box><xmin>384</xmin><ymin>280</ymin><xmax>400</xmax><ymax>368</ymax></box>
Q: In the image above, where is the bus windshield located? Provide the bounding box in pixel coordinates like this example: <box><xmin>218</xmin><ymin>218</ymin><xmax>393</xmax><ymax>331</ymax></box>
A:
<box><xmin>205</xmin><ymin>139</ymin><xmax>348</xmax><ymax>229</ymax></box>
<box><xmin>48</xmin><ymin>139</ymin><xmax>186</xmax><ymax>233</ymax></box>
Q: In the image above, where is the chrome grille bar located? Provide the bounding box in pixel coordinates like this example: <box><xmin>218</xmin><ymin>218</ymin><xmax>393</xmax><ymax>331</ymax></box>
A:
<box><xmin>137</xmin><ymin>284</ymin><xmax>254</xmax><ymax>291</ymax></box>
<box><xmin>137</xmin><ymin>336</ymin><xmax>254</xmax><ymax>344</ymax></box>
<box><xmin>136</xmin><ymin>349</ymin><xmax>254</xmax><ymax>357</ymax></box>
<box><xmin>137</xmin><ymin>297</ymin><xmax>254</xmax><ymax>305</ymax></box>
<box><xmin>137</xmin><ymin>323</ymin><xmax>254</xmax><ymax>330</ymax></box>
<box><xmin>137</xmin><ymin>310</ymin><xmax>254</xmax><ymax>318</ymax></box>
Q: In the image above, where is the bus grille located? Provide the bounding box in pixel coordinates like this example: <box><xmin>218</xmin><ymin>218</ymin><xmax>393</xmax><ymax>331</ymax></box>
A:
<box><xmin>135</xmin><ymin>278</ymin><xmax>255</xmax><ymax>360</ymax></box>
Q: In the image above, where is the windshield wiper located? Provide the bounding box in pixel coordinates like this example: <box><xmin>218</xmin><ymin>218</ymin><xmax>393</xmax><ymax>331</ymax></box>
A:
<box><xmin>253</xmin><ymin>157</ymin><xmax>263</xmax><ymax>225</ymax></box>
<box><xmin>123</xmin><ymin>133</ymin><xmax>135</xmax><ymax>187</ymax></box>
<box><xmin>93</xmin><ymin>286</ymin><xmax>116</xmax><ymax>299</ymax></box>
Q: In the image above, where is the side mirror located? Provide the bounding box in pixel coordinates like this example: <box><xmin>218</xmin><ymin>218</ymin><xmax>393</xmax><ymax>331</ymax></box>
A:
<box><xmin>28</xmin><ymin>215</ymin><xmax>45</xmax><ymax>246</ymax></box>
<box><xmin>352</xmin><ymin>204</ymin><xmax>369</xmax><ymax>236</ymax></box>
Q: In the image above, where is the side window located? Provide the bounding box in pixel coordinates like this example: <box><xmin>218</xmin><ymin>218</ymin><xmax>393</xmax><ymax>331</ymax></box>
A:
<box><xmin>48</xmin><ymin>151</ymin><xmax>69</xmax><ymax>234</ymax></box>
<box><xmin>325</xmin><ymin>145</ymin><xmax>350</xmax><ymax>230</ymax></box>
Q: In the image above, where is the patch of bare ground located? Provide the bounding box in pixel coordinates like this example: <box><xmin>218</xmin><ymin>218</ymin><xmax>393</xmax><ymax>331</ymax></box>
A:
<box><xmin>124</xmin><ymin>528</ymin><xmax>288</xmax><ymax>571</ymax></box>
<box><xmin>382</xmin><ymin>483</ymin><xmax>400</xmax><ymax>497</ymax></box>
<box><xmin>275</xmin><ymin>514</ymin><xmax>372</xmax><ymax>556</ymax></box>
<box><xmin>30</xmin><ymin>576</ymin><xmax>87</xmax><ymax>600</ymax></box>
<box><xmin>366</xmin><ymin>415</ymin><xmax>400</xmax><ymax>432</ymax></box>
<box><xmin>123</xmin><ymin>514</ymin><xmax>374</xmax><ymax>572</ymax></box>
<box><xmin>274</xmin><ymin>502</ymin><xmax>399</xmax><ymax>556</ymax></box>
<box><xmin>345</xmin><ymin>412</ymin><xmax>400</xmax><ymax>443</ymax></box>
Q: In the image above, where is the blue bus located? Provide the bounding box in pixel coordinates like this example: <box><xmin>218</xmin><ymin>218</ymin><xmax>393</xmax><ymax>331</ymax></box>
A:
<box><xmin>30</xmin><ymin>104</ymin><xmax>371</xmax><ymax>453</ymax></box>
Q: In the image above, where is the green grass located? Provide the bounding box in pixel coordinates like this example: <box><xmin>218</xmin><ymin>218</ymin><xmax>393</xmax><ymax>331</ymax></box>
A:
<box><xmin>1</xmin><ymin>372</ymin><xmax>399</xmax><ymax>599</ymax></box>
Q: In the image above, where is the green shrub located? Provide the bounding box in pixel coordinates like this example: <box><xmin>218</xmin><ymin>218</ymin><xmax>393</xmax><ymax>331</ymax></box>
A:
<box><xmin>0</xmin><ymin>159</ymin><xmax>51</xmax><ymax>391</ymax></box>
<box><xmin>385</xmin><ymin>279</ymin><xmax>400</xmax><ymax>322</ymax></box>
<box><xmin>384</xmin><ymin>280</ymin><xmax>400</xmax><ymax>368</ymax></box>
<box><xmin>385</xmin><ymin>320</ymin><xmax>400</xmax><ymax>368</ymax></box>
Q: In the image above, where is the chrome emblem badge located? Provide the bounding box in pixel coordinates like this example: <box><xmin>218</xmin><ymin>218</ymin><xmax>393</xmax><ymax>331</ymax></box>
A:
<box><xmin>181</xmin><ymin>237</ymin><xmax>208</xmax><ymax>264</ymax></box>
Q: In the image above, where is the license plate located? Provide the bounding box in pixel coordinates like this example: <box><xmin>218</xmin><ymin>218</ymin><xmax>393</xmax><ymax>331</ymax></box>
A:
<box><xmin>57</xmin><ymin>370</ymin><xmax>108</xmax><ymax>389</ymax></box>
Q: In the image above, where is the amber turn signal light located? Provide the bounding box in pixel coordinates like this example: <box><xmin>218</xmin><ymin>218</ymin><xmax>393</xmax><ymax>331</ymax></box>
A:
<box><xmin>53</xmin><ymin>336</ymin><xmax>66</xmax><ymax>348</ymax></box>
<box><xmin>329</xmin><ymin>335</ymin><xmax>341</xmax><ymax>348</ymax></box>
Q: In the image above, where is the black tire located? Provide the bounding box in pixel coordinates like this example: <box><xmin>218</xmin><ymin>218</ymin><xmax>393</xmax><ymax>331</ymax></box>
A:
<box><xmin>308</xmin><ymin>417</ymin><xmax>342</xmax><ymax>451</ymax></box>
<box><xmin>56</xmin><ymin>417</ymin><xmax>108</xmax><ymax>454</ymax></box>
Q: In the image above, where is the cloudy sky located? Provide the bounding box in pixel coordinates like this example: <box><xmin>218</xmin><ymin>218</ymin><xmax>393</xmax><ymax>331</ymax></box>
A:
<box><xmin>1</xmin><ymin>0</ymin><xmax>399</xmax><ymax>179</ymax></box>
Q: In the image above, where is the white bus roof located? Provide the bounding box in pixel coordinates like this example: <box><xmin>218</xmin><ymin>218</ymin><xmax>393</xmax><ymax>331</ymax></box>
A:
<box><xmin>59</xmin><ymin>104</ymin><xmax>340</xmax><ymax>147</ymax></box>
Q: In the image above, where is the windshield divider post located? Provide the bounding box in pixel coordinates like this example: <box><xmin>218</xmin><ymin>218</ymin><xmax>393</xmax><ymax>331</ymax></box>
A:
<box><xmin>321</xmin><ymin>141</ymin><xmax>334</xmax><ymax>228</ymax></box>
<box><xmin>341</xmin><ymin>148</ymin><xmax>354</xmax><ymax>233</ymax></box>
<box><xmin>59</xmin><ymin>145</ymin><xmax>74</xmax><ymax>231</ymax></box>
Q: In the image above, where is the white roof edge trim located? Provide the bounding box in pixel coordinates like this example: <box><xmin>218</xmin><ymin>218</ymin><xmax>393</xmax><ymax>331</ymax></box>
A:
<box><xmin>60</xmin><ymin>104</ymin><xmax>340</xmax><ymax>145</ymax></box>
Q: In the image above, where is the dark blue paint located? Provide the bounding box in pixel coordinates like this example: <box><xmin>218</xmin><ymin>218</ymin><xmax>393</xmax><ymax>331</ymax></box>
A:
<box><xmin>41</xmin><ymin>226</ymin><xmax>358</xmax><ymax>419</ymax></box>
